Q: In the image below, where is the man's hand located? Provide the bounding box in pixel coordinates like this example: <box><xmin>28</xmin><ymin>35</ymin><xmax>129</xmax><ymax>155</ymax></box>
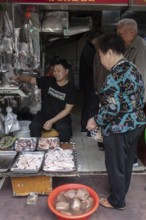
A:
<box><xmin>43</xmin><ymin>119</ymin><xmax>53</xmax><ymax>130</ymax></box>
<box><xmin>10</xmin><ymin>75</ymin><xmax>36</xmax><ymax>84</ymax></box>
<box><xmin>10</xmin><ymin>75</ymin><xmax>19</xmax><ymax>82</ymax></box>
<box><xmin>86</xmin><ymin>117</ymin><xmax>97</xmax><ymax>131</ymax></box>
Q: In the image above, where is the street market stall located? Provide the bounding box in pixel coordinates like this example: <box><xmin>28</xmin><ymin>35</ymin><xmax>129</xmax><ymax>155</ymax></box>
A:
<box><xmin>0</xmin><ymin>138</ymin><xmax>77</xmax><ymax>196</ymax></box>
<box><xmin>0</xmin><ymin>0</ymin><xmax>146</xmax><ymax>200</ymax></box>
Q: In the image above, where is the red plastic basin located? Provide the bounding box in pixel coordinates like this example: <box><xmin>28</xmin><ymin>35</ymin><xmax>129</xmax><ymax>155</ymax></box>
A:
<box><xmin>48</xmin><ymin>183</ymin><xmax>99</xmax><ymax>220</ymax></box>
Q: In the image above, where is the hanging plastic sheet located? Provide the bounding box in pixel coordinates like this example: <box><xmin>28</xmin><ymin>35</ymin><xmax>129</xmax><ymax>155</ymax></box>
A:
<box><xmin>0</xmin><ymin>108</ymin><xmax>5</xmax><ymax>134</ymax></box>
<box><xmin>4</xmin><ymin>106</ymin><xmax>20</xmax><ymax>134</ymax></box>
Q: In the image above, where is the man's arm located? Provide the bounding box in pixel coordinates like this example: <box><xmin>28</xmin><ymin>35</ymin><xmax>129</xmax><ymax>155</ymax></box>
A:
<box><xmin>43</xmin><ymin>104</ymin><xmax>74</xmax><ymax>130</ymax></box>
<box><xmin>12</xmin><ymin>75</ymin><xmax>37</xmax><ymax>85</ymax></box>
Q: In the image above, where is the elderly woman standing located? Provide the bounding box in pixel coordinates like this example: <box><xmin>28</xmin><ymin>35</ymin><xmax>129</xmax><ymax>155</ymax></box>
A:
<box><xmin>87</xmin><ymin>33</ymin><xmax>146</xmax><ymax>210</ymax></box>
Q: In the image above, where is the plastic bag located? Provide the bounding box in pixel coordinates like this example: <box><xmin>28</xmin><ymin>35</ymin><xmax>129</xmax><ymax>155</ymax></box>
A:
<box><xmin>10</xmin><ymin>113</ymin><xmax>20</xmax><ymax>133</ymax></box>
<box><xmin>0</xmin><ymin>120</ymin><xmax>5</xmax><ymax>134</ymax></box>
<box><xmin>0</xmin><ymin>108</ymin><xmax>5</xmax><ymax>134</ymax></box>
<box><xmin>90</xmin><ymin>127</ymin><xmax>103</xmax><ymax>143</ymax></box>
<box><xmin>0</xmin><ymin>108</ymin><xmax>5</xmax><ymax>122</ymax></box>
<box><xmin>4</xmin><ymin>107</ymin><xmax>20</xmax><ymax>134</ymax></box>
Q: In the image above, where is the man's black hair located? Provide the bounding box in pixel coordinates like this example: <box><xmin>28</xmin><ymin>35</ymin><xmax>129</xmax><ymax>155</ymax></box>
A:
<box><xmin>53</xmin><ymin>58</ymin><xmax>71</xmax><ymax>69</ymax></box>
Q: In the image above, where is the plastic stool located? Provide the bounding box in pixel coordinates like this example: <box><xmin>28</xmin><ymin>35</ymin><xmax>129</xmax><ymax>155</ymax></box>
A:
<box><xmin>41</xmin><ymin>129</ymin><xmax>59</xmax><ymax>137</ymax></box>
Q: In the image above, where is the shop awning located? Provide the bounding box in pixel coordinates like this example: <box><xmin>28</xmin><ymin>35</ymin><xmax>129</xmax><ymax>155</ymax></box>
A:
<box><xmin>0</xmin><ymin>0</ymin><xmax>128</xmax><ymax>3</ymax></box>
<box><xmin>0</xmin><ymin>0</ymin><xmax>129</xmax><ymax>11</ymax></box>
<box><xmin>129</xmin><ymin>0</ymin><xmax>146</xmax><ymax>10</ymax></box>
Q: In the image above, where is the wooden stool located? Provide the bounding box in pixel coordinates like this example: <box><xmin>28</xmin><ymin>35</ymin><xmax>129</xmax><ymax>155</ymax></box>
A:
<box><xmin>41</xmin><ymin>128</ymin><xmax>59</xmax><ymax>138</ymax></box>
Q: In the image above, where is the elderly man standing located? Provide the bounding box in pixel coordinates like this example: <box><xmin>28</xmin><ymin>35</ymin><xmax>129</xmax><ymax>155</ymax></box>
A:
<box><xmin>117</xmin><ymin>18</ymin><xmax>146</xmax><ymax>166</ymax></box>
<box><xmin>117</xmin><ymin>18</ymin><xmax>146</xmax><ymax>101</ymax></box>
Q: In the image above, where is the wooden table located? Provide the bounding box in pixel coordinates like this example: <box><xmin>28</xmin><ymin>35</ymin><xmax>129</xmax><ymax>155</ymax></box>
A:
<box><xmin>0</xmin><ymin>142</ymin><xmax>78</xmax><ymax>196</ymax></box>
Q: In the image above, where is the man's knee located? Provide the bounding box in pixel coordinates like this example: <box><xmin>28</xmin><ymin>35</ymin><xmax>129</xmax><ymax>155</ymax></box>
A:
<box><xmin>29</xmin><ymin>120</ymin><xmax>42</xmax><ymax>137</ymax></box>
<box><xmin>29</xmin><ymin>121</ymin><xmax>39</xmax><ymax>131</ymax></box>
<box><xmin>54</xmin><ymin>123</ymin><xmax>70</xmax><ymax>141</ymax></box>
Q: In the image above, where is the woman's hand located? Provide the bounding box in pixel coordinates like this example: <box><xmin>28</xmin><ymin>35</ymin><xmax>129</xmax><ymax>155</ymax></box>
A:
<box><xmin>43</xmin><ymin>119</ymin><xmax>53</xmax><ymax>130</ymax></box>
<box><xmin>86</xmin><ymin>117</ymin><xmax>97</xmax><ymax>131</ymax></box>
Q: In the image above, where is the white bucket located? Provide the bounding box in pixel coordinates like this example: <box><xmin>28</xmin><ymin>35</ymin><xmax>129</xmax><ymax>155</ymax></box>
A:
<box><xmin>13</xmin><ymin>131</ymin><xmax>30</xmax><ymax>138</ymax></box>
<box><xmin>13</xmin><ymin>120</ymin><xmax>31</xmax><ymax>138</ymax></box>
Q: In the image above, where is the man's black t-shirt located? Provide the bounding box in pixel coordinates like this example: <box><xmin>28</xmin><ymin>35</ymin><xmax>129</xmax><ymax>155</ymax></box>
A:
<box><xmin>37</xmin><ymin>76</ymin><xmax>77</xmax><ymax>117</ymax></box>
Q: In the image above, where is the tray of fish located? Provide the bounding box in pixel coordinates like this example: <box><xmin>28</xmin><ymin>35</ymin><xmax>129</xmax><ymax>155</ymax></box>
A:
<box><xmin>14</xmin><ymin>138</ymin><xmax>37</xmax><ymax>152</ymax></box>
<box><xmin>37</xmin><ymin>137</ymin><xmax>60</xmax><ymax>151</ymax></box>
<box><xmin>10</xmin><ymin>151</ymin><xmax>45</xmax><ymax>173</ymax></box>
<box><xmin>42</xmin><ymin>147</ymin><xmax>76</xmax><ymax>173</ymax></box>
<box><xmin>0</xmin><ymin>151</ymin><xmax>18</xmax><ymax>172</ymax></box>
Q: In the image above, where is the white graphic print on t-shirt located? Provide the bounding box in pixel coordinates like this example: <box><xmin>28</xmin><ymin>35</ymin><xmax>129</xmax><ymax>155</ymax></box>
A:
<box><xmin>48</xmin><ymin>87</ymin><xmax>66</xmax><ymax>101</ymax></box>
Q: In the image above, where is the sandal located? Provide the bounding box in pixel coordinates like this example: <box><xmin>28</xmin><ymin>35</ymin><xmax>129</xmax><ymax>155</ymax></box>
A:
<box><xmin>99</xmin><ymin>198</ymin><xmax>126</xmax><ymax>210</ymax></box>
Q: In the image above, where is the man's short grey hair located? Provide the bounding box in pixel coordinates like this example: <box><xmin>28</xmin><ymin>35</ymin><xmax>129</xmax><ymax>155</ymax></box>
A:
<box><xmin>117</xmin><ymin>18</ymin><xmax>138</xmax><ymax>33</ymax></box>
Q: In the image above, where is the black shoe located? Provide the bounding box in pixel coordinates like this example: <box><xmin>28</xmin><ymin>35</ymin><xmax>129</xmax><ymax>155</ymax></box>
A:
<box><xmin>81</xmin><ymin>128</ymin><xmax>88</xmax><ymax>133</ymax></box>
<box><xmin>98</xmin><ymin>142</ymin><xmax>105</xmax><ymax>151</ymax></box>
<box><xmin>87</xmin><ymin>131</ymin><xmax>92</xmax><ymax>138</ymax></box>
<box><xmin>133</xmin><ymin>157</ymin><xmax>139</xmax><ymax>167</ymax></box>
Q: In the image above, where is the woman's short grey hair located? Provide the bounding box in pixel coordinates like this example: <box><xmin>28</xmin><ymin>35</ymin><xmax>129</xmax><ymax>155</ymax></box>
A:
<box><xmin>117</xmin><ymin>18</ymin><xmax>138</xmax><ymax>33</ymax></box>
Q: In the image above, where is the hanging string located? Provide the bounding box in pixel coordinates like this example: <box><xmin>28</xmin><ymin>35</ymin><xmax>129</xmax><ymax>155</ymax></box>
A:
<box><xmin>7</xmin><ymin>97</ymin><xmax>10</xmax><ymax>107</ymax></box>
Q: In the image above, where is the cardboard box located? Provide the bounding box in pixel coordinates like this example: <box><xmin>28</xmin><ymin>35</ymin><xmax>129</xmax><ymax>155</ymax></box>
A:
<box><xmin>11</xmin><ymin>176</ymin><xmax>52</xmax><ymax>196</ymax></box>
